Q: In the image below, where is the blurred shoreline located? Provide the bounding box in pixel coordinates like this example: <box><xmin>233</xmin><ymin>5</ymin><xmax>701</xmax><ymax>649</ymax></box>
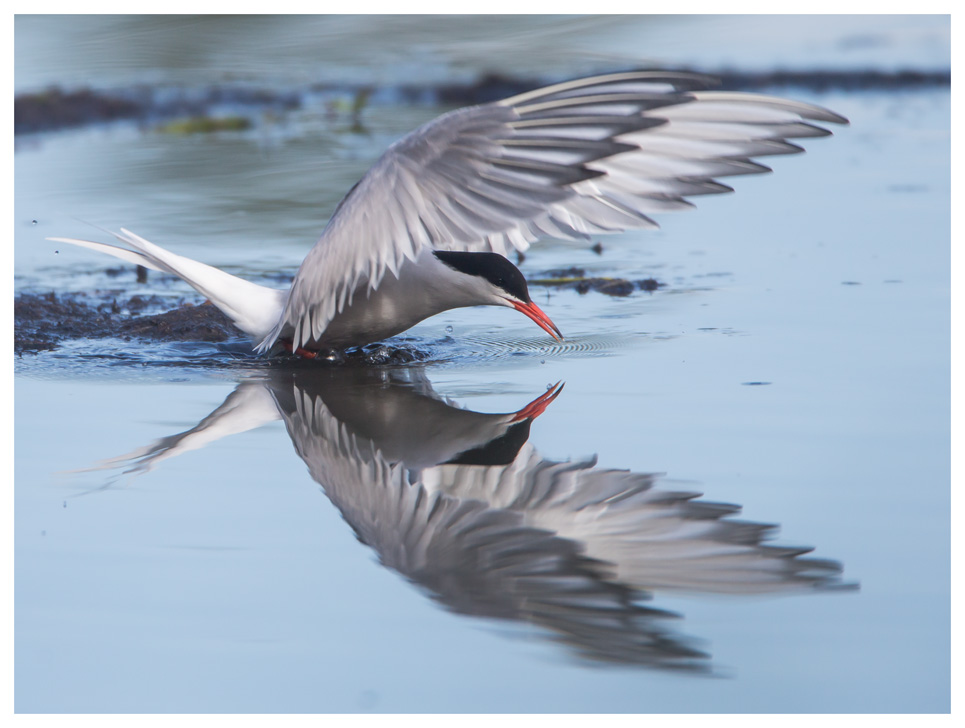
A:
<box><xmin>15</xmin><ymin>67</ymin><xmax>951</xmax><ymax>136</ymax></box>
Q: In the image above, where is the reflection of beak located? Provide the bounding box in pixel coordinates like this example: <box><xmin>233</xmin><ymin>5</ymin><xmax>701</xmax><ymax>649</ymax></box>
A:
<box><xmin>510</xmin><ymin>381</ymin><xmax>565</xmax><ymax>422</ymax></box>
<box><xmin>511</xmin><ymin>299</ymin><xmax>564</xmax><ymax>341</ymax></box>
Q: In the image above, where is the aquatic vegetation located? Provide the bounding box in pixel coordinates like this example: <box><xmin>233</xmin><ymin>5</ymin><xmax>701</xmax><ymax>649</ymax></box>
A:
<box><xmin>157</xmin><ymin>115</ymin><xmax>252</xmax><ymax>134</ymax></box>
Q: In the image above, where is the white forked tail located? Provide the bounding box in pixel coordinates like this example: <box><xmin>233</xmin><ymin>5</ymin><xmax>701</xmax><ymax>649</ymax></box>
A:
<box><xmin>47</xmin><ymin>229</ymin><xmax>288</xmax><ymax>344</ymax></box>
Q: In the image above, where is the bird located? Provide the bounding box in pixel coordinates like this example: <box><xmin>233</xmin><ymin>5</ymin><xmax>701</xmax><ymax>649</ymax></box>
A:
<box><xmin>49</xmin><ymin>71</ymin><xmax>848</xmax><ymax>358</ymax></box>
<box><xmin>79</xmin><ymin>366</ymin><xmax>851</xmax><ymax>668</ymax></box>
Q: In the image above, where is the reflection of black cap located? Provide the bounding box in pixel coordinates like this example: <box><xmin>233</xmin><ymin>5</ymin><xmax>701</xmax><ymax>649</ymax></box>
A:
<box><xmin>445</xmin><ymin>419</ymin><xmax>532</xmax><ymax>467</ymax></box>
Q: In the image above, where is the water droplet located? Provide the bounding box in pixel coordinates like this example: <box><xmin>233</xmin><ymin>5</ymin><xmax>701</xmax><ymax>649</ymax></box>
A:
<box><xmin>31</xmin><ymin>219</ymin><xmax>38</xmax><ymax>225</ymax></box>
<box><xmin>445</xmin><ymin>325</ymin><xmax>454</xmax><ymax>334</ymax></box>
<box><xmin>540</xmin><ymin>359</ymin><xmax>546</xmax><ymax>364</ymax></box>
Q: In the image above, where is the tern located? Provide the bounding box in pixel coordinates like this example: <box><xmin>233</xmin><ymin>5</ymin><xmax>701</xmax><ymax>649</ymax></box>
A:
<box><xmin>50</xmin><ymin>71</ymin><xmax>847</xmax><ymax>357</ymax></box>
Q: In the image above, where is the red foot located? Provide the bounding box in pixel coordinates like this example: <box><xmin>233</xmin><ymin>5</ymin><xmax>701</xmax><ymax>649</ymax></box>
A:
<box><xmin>281</xmin><ymin>340</ymin><xmax>319</xmax><ymax>359</ymax></box>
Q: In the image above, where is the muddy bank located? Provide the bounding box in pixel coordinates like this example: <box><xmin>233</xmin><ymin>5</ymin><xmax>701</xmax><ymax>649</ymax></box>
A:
<box><xmin>14</xmin><ymin>292</ymin><xmax>242</xmax><ymax>355</ymax></box>
<box><xmin>14</xmin><ymin>84</ymin><xmax>301</xmax><ymax>136</ymax></box>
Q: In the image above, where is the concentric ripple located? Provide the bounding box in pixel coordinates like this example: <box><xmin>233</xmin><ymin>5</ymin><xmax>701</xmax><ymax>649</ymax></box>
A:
<box><xmin>436</xmin><ymin>330</ymin><xmax>647</xmax><ymax>364</ymax></box>
<box><xmin>15</xmin><ymin>326</ymin><xmax>651</xmax><ymax>380</ymax></box>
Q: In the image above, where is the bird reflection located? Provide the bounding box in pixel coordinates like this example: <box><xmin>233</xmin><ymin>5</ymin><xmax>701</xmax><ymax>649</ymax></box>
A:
<box><xmin>80</xmin><ymin>366</ymin><xmax>852</xmax><ymax>671</ymax></box>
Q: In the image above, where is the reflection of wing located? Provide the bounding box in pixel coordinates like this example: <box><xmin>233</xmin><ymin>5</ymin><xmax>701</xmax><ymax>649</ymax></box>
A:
<box><xmin>275</xmin><ymin>378</ymin><xmax>849</xmax><ymax>668</ymax></box>
<box><xmin>278</xmin><ymin>387</ymin><xmax>711</xmax><ymax>669</ymax></box>
<box><xmin>73</xmin><ymin>367</ymin><xmax>851</xmax><ymax>668</ymax></box>
<box><xmin>424</xmin><ymin>445</ymin><xmax>842</xmax><ymax>595</ymax></box>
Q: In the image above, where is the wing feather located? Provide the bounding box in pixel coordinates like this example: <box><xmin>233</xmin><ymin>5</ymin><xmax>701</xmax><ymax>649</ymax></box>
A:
<box><xmin>260</xmin><ymin>71</ymin><xmax>847</xmax><ymax>351</ymax></box>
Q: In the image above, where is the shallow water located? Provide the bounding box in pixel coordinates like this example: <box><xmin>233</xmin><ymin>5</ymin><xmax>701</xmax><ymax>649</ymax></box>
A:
<box><xmin>14</xmin><ymin>15</ymin><xmax>950</xmax><ymax>714</ymax></box>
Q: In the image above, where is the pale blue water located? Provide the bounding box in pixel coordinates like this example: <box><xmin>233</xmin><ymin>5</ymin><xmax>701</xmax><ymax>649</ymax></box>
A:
<box><xmin>14</xmin><ymin>15</ymin><xmax>950</xmax><ymax>713</ymax></box>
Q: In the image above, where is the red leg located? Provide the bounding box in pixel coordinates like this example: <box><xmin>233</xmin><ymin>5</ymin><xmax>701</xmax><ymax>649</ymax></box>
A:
<box><xmin>281</xmin><ymin>340</ymin><xmax>320</xmax><ymax>359</ymax></box>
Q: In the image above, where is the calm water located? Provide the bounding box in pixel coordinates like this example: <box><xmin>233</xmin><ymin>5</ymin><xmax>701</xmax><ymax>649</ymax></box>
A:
<box><xmin>14</xmin><ymin>15</ymin><xmax>950</xmax><ymax>713</ymax></box>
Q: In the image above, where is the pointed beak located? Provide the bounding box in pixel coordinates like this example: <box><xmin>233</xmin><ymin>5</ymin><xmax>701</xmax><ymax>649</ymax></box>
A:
<box><xmin>510</xmin><ymin>299</ymin><xmax>564</xmax><ymax>341</ymax></box>
<box><xmin>510</xmin><ymin>381</ymin><xmax>565</xmax><ymax>422</ymax></box>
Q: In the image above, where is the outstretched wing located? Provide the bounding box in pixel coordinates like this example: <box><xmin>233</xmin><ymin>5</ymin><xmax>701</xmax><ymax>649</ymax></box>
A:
<box><xmin>262</xmin><ymin>71</ymin><xmax>847</xmax><ymax>351</ymax></box>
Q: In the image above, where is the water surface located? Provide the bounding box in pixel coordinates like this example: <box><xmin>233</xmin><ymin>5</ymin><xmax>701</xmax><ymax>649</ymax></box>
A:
<box><xmin>14</xmin><ymin>15</ymin><xmax>950</xmax><ymax>714</ymax></box>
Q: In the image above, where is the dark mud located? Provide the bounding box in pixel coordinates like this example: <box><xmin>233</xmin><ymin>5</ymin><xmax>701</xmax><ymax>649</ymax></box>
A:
<box><xmin>15</xmin><ymin>68</ymin><xmax>950</xmax><ymax>136</ymax></box>
<box><xmin>14</xmin><ymin>292</ymin><xmax>242</xmax><ymax>356</ymax></box>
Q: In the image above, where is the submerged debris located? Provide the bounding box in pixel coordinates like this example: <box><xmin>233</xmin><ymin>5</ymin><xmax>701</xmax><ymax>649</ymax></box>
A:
<box><xmin>578</xmin><ymin>279</ymin><xmax>636</xmax><ymax>297</ymax></box>
<box><xmin>355</xmin><ymin>343</ymin><xmax>430</xmax><ymax>366</ymax></box>
<box><xmin>529</xmin><ymin>268</ymin><xmax>665</xmax><ymax>297</ymax></box>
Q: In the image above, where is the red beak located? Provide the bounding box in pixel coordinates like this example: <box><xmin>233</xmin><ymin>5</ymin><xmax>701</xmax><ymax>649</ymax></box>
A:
<box><xmin>511</xmin><ymin>300</ymin><xmax>563</xmax><ymax>341</ymax></box>
<box><xmin>510</xmin><ymin>381</ymin><xmax>565</xmax><ymax>422</ymax></box>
